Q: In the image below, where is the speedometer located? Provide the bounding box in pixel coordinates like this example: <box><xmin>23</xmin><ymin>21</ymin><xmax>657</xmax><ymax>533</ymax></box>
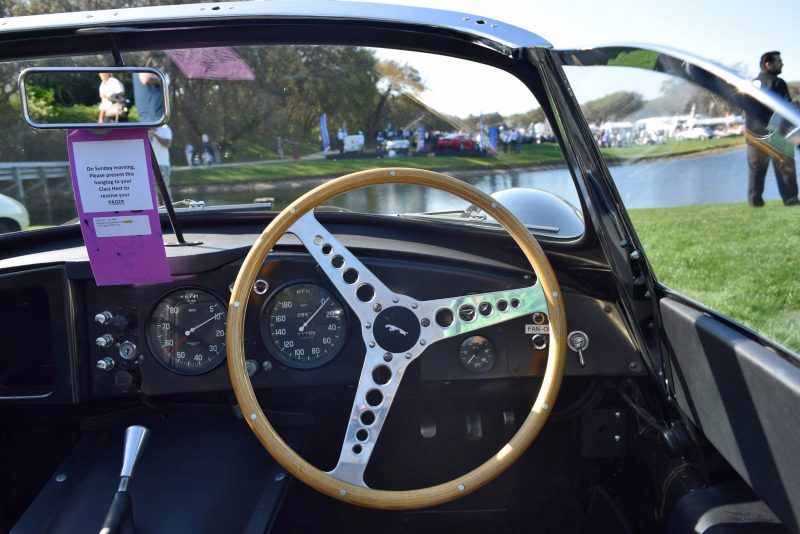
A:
<box><xmin>261</xmin><ymin>283</ymin><xmax>347</xmax><ymax>369</ymax></box>
<box><xmin>148</xmin><ymin>288</ymin><xmax>227</xmax><ymax>375</ymax></box>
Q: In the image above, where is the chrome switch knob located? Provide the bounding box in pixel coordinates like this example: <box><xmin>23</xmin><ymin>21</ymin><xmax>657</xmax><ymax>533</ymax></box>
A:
<box><xmin>96</xmin><ymin>357</ymin><xmax>115</xmax><ymax>371</ymax></box>
<box><xmin>95</xmin><ymin>311</ymin><xmax>113</xmax><ymax>325</ymax></box>
<box><xmin>567</xmin><ymin>331</ymin><xmax>589</xmax><ymax>368</ymax></box>
<box><xmin>96</xmin><ymin>334</ymin><xmax>115</xmax><ymax>348</ymax></box>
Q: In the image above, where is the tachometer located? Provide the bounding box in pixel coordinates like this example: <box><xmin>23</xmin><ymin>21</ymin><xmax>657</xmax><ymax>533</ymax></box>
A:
<box><xmin>262</xmin><ymin>283</ymin><xmax>347</xmax><ymax>369</ymax></box>
<box><xmin>148</xmin><ymin>288</ymin><xmax>227</xmax><ymax>375</ymax></box>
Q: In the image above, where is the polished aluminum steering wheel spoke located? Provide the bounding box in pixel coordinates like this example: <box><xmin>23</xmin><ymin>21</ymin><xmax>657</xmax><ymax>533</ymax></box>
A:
<box><xmin>326</xmin><ymin>342</ymin><xmax>423</xmax><ymax>487</ymax></box>
<box><xmin>290</xmin><ymin>210</ymin><xmax>433</xmax><ymax>487</ymax></box>
<box><xmin>289</xmin><ymin>211</ymin><xmax>397</xmax><ymax>324</ymax></box>
<box><xmin>417</xmin><ymin>283</ymin><xmax>548</xmax><ymax>345</ymax></box>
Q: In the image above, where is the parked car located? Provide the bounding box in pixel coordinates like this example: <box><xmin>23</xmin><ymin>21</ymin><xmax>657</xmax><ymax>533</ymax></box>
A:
<box><xmin>2</xmin><ymin>4</ymin><xmax>800</xmax><ymax>534</ymax></box>
<box><xmin>675</xmin><ymin>126</ymin><xmax>714</xmax><ymax>140</ymax></box>
<box><xmin>0</xmin><ymin>193</ymin><xmax>29</xmax><ymax>233</ymax></box>
<box><xmin>715</xmin><ymin>125</ymin><xmax>745</xmax><ymax>138</ymax></box>
<box><xmin>436</xmin><ymin>133</ymin><xmax>478</xmax><ymax>150</ymax></box>
<box><xmin>385</xmin><ymin>137</ymin><xmax>410</xmax><ymax>155</ymax></box>
<box><xmin>343</xmin><ymin>134</ymin><xmax>364</xmax><ymax>153</ymax></box>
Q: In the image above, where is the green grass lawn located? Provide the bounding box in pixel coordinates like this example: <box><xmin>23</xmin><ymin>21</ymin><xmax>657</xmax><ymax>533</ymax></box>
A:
<box><xmin>600</xmin><ymin>136</ymin><xmax>744</xmax><ymax>162</ymax></box>
<box><xmin>173</xmin><ymin>138</ymin><xmax>744</xmax><ymax>187</ymax></box>
<box><xmin>629</xmin><ymin>200</ymin><xmax>800</xmax><ymax>353</ymax></box>
<box><xmin>172</xmin><ymin>143</ymin><xmax>567</xmax><ymax>185</ymax></box>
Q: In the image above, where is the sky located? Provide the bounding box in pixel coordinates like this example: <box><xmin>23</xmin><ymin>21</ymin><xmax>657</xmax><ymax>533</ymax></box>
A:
<box><xmin>363</xmin><ymin>0</ymin><xmax>800</xmax><ymax>117</ymax></box>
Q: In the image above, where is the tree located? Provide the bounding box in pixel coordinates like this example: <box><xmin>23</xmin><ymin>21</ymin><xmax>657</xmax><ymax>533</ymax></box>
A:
<box><xmin>788</xmin><ymin>81</ymin><xmax>800</xmax><ymax>103</ymax></box>
<box><xmin>580</xmin><ymin>91</ymin><xmax>644</xmax><ymax>124</ymax></box>
<box><xmin>367</xmin><ymin>60</ymin><xmax>425</xmax><ymax>137</ymax></box>
<box><xmin>506</xmin><ymin>108</ymin><xmax>546</xmax><ymax>127</ymax></box>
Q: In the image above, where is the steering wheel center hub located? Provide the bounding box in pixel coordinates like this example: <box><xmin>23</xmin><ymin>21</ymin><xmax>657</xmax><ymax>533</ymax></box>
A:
<box><xmin>373</xmin><ymin>306</ymin><xmax>421</xmax><ymax>353</ymax></box>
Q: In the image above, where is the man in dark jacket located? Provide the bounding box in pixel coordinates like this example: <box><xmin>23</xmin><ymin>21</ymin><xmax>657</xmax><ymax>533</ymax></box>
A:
<box><xmin>744</xmin><ymin>51</ymin><xmax>799</xmax><ymax>207</ymax></box>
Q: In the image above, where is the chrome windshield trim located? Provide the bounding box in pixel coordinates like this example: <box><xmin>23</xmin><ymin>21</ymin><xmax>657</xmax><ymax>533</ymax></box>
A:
<box><xmin>0</xmin><ymin>1</ymin><xmax>550</xmax><ymax>51</ymax></box>
<box><xmin>555</xmin><ymin>42</ymin><xmax>800</xmax><ymax>129</ymax></box>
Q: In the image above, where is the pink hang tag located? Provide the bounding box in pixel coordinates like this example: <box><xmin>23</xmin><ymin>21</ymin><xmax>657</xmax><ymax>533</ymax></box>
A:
<box><xmin>67</xmin><ymin>128</ymin><xmax>172</xmax><ymax>286</ymax></box>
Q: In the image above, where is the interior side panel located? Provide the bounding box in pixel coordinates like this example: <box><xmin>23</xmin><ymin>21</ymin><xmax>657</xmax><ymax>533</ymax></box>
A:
<box><xmin>660</xmin><ymin>297</ymin><xmax>800</xmax><ymax>532</ymax></box>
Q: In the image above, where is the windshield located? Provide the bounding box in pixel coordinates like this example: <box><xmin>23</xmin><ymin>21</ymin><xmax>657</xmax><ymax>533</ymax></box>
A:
<box><xmin>2</xmin><ymin>44</ymin><xmax>588</xmax><ymax>235</ymax></box>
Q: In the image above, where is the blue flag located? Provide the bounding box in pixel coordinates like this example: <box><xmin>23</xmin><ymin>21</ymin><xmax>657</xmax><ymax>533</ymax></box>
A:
<box><xmin>320</xmin><ymin>113</ymin><xmax>330</xmax><ymax>151</ymax></box>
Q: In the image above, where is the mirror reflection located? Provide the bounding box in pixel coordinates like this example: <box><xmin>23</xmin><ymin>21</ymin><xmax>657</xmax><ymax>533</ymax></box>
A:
<box><xmin>20</xmin><ymin>68</ymin><xmax>167</xmax><ymax>127</ymax></box>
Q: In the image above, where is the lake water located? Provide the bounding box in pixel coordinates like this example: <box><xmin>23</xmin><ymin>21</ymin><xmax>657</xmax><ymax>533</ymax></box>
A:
<box><xmin>193</xmin><ymin>147</ymin><xmax>792</xmax><ymax>214</ymax></box>
<box><xmin>27</xmin><ymin>147</ymin><xmax>796</xmax><ymax>225</ymax></box>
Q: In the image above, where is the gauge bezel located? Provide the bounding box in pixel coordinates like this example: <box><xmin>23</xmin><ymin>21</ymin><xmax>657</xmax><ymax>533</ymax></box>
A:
<box><xmin>457</xmin><ymin>335</ymin><xmax>496</xmax><ymax>374</ymax></box>
<box><xmin>259</xmin><ymin>280</ymin><xmax>349</xmax><ymax>370</ymax></box>
<box><xmin>146</xmin><ymin>286</ymin><xmax>229</xmax><ymax>376</ymax></box>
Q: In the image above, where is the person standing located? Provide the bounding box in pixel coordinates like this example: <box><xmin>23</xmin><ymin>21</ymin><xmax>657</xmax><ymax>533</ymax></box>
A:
<box><xmin>97</xmin><ymin>72</ymin><xmax>127</xmax><ymax>123</ymax></box>
<box><xmin>200</xmin><ymin>134</ymin><xmax>215</xmax><ymax>165</ymax></box>
<box><xmin>337</xmin><ymin>128</ymin><xmax>346</xmax><ymax>155</ymax></box>
<box><xmin>149</xmin><ymin>124</ymin><xmax>173</xmax><ymax>198</ymax></box>
<box><xmin>744</xmin><ymin>51</ymin><xmax>799</xmax><ymax>207</ymax></box>
<box><xmin>184</xmin><ymin>143</ymin><xmax>194</xmax><ymax>166</ymax></box>
<box><xmin>132</xmin><ymin>71</ymin><xmax>163</xmax><ymax>123</ymax></box>
<box><xmin>376</xmin><ymin>131</ymin><xmax>385</xmax><ymax>155</ymax></box>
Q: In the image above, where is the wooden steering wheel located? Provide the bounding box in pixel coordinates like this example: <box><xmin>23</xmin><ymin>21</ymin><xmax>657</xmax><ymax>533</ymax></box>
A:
<box><xmin>227</xmin><ymin>168</ymin><xmax>566</xmax><ymax>510</ymax></box>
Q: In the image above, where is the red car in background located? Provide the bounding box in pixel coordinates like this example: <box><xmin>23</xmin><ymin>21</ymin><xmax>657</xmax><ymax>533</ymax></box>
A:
<box><xmin>436</xmin><ymin>133</ymin><xmax>478</xmax><ymax>150</ymax></box>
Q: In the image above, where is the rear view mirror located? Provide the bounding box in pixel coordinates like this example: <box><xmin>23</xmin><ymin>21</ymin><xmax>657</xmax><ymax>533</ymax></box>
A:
<box><xmin>19</xmin><ymin>66</ymin><xmax>169</xmax><ymax>129</ymax></box>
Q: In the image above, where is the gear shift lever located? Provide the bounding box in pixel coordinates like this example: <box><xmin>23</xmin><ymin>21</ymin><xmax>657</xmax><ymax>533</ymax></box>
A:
<box><xmin>99</xmin><ymin>426</ymin><xmax>150</xmax><ymax>534</ymax></box>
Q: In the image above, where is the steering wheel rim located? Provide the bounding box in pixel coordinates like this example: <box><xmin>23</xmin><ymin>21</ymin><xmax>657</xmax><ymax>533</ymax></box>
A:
<box><xmin>227</xmin><ymin>168</ymin><xmax>566</xmax><ymax>510</ymax></box>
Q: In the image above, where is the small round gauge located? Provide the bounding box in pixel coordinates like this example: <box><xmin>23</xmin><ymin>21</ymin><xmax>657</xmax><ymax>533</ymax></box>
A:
<box><xmin>458</xmin><ymin>335</ymin><xmax>496</xmax><ymax>373</ymax></box>
<box><xmin>262</xmin><ymin>283</ymin><xmax>347</xmax><ymax>369</ymax></box>
<box><xmin>148</xmin><ymin>288</ymin><xmax>227</xmax><ymax>375</ymax></box>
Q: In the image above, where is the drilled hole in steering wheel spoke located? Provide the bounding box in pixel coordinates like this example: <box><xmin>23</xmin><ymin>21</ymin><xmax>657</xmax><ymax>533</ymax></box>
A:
<box><xmin>331</xmin><ymin>255</ymin><xmax>345</xmax><ymax>268</ymax></box>
<box><xmin>458</xmin><ymin>304</ymin><xmax>476</xmax><ymax>322</ymax></box>
<box><xmin>321</xmin><ymin>243</ymin><xmax>333</xmax><ymax>255</ymax></box>
<box><xmin>360</xmin><ymin>410</ymin><xmax>376</xmax><ymax>426</ymax></box>
<box><xmin>372</xmin><ymin>365</ymin><xmax>392</xmax><ymax>385</ymax></box>
<box><xmin>342</xmin><ymin>268</ymin><xmax>359</xmax><ymax>284</ymax></box>
<box><xmin>366</xmin><ymin>388</ymin><xmax>383</xmax><ymax>407</ymax></box>
<box><xmin>435</xmin><ymin>308</ymin><xmax>455</xmax><ymax>328</ymax></box>
<box><xmin>356</xmin><ymin>283</ymin><xmax>375</xmax><ymax>302</ymax></box>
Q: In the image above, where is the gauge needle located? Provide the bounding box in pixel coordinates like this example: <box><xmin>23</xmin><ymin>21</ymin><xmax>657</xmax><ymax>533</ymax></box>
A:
<box><xmin>184</xmin><ymin>313</ymin><xmax>222</xmax><ymax>336</ymax></box>
<box><xmin>299</xmin><ymin>298</ymin><xmax>329</xmax><ymax>333</ymax></box>
<box><xmin>174</xmin><ymin>334</ymin><xmax>189</xmax><ymax>351</ymax></box>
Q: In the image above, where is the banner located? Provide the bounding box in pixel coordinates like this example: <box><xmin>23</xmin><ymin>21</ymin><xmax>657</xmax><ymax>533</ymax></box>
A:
<box><xmin>320</xmin><ymin>113</ymin><xmax>331</xmax><ymax>152</ymax></box>
<box><xmin>488</xmin><ymin>127</ymin><xmax>499</xmax><ymax>152</ymax></box>
<box><xmin>165</xmin><ymin>48</ymin><xmax>255</xmax><ymax>80</ymax></box>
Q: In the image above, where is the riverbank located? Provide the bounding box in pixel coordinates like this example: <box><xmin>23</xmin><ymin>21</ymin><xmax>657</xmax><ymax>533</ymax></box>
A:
<box><xmin>171</xmin><ymin>137</ymin><xmax>745</xmax><ymax>194</ymax></box>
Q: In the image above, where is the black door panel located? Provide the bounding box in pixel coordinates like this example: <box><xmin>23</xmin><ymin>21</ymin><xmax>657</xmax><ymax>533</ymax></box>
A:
<box><xmin>660</xmin><ymin>297</ymin><xmax>800</xmax><ymax>532</ymax></box>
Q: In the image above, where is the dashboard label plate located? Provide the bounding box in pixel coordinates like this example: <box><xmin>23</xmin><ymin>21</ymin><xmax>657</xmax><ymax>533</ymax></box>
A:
<box><xmin>525</xmin><ymin>324</ymin><xmax>550</xmax><ymax>335</ymax></box>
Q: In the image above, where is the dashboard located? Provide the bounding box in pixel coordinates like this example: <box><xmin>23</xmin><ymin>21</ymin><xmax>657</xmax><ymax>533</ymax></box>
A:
<box><xmin>0</xmin><ymin>214</ymin><xmax>643</xmax><ymax>404</ymax></box>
